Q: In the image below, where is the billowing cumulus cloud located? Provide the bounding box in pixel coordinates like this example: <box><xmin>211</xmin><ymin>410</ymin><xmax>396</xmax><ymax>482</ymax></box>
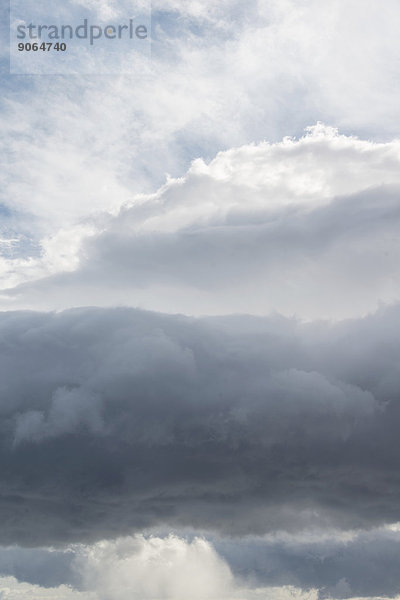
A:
<box><xmin>0</xmin><ymin>535</ymin><xmax>322</xmax><ymax>600</ymax></box>
<box><xmin>4</xmin><ymin>126</ymin><xmax>400</xmax><ymax>319</ymax></box>
<box><xmin>79</xmin><ymin>535</ymin><xmax>236</xmax><ymax>600</ymax></box>
<box><xmin>3</xmin><ymin>529</ymin><xmax>400</xmax><ymax>599</ymax></box>
<box><xmin>0</xmin><ymin>304</ymin><xmax>398</xmax><ymax>547</ymax></box>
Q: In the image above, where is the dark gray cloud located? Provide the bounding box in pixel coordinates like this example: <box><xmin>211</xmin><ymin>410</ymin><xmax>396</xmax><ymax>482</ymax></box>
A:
<box><xmin>0</xmin><ymin>304</ymin><xmax>399</xmax><ymax>546</ymax></box>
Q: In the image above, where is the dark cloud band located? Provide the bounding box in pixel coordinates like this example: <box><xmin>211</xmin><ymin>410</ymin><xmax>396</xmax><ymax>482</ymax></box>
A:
<box><xmin>0</xmin><ymin>305</ymin><xmax>398</xmax><ymax>545</ymax></box>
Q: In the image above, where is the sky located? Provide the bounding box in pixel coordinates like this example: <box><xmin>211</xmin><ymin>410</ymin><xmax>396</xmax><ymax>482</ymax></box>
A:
<box><xmin>1</xmin><ymin>0</ymin><xmax>400</xmax><ymax>598</ymax></box>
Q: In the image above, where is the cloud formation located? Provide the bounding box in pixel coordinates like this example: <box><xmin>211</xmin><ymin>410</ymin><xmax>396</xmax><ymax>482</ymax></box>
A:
<box><xmin>3</xmin><ymin>0</ymin><xmax>400</xmax><ymax>288</ymax></box>
<box><xmin>0</xmin><ymin>303</ymin><xmax>398</xmax><ymax>546</ymax></box>
<box><xmin>2</xmin><ymin>2</ymin><xmax>400</xmax><ymax>597</ymax></box>
<box><xmin>3</xmin><ymin>528</ymin><xmax>400</xmax><ymax>600</ymax></box>
<box><xmin>5</xmin><ymin>126</ymin><xmax>400</xmax><ymax>319</ymax></box>
<box><xmin>0</xmin><ymin>534</ymin><xmax>323</xmax><ymax>600</ymax></box>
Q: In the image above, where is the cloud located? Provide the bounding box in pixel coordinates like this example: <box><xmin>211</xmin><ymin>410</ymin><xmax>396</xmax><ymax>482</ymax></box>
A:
<box><xmin>217</xmin><ymin>527</ymin><xmax>400</xmax><ymax>599</ymax></box>
<box><xmin>13</xmin><ymin>387</ymin><xmax>104</xmax><ymax>446</ymax></box>
<box><xmin>0</xmin><ymin>535</ymin><xmax>321</xmax><ymax>600</ymax></box>
<box><xmin>3</xmin><ymin>0</ymin><xmax>400</xmax><ymax>288</ymax></box>
<box><xmin>4</xmin><ymin>529</ymin><xmax>400</xmax><ymax>599</ymax></box>
<box><xmin>71</xmin><ymin>528</ymin><xmax>400</xmax><ymax>599</ymax></box>
<box><xmin>3</xmin><ymin>2</ymin><xmax>400</xmax><ymax>596</ymax></box>
<box><xmin>79</xmin><ymin>535</ymin><xmax>235</xmax><ymax>600</ymax></box>
<box><xmin>5</xmin><ymin>126</ymin><xmax>400</xmax><ymax>319</ymax></box>
<box><xmin>0</xmin><ymin>577</ymin><xmax>93</xmax><ymax>599</ymax></box>
<box><xmin>0</xmin><ymin>304</ymin><xmax>398</xmax><ymax>545</ymax></box>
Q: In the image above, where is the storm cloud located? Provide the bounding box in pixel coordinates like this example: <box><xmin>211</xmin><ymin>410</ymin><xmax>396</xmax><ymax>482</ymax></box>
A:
<box><xmin>0</xmin><ymin>303</ymin><xmax>398</xmax><ymax>546</ymax></box>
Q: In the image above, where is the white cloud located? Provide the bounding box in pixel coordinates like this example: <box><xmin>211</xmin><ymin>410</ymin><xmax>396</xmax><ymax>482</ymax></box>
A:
<box><xmin>0</xmin><ymin>536</ymin><xmax>318</xmax><ymax>600</ymax></box>
<box><xmin>5</xmin><ymin>126</ymin><xmax>400</xmax><ymax>319</ymax></box>
<box><xmin>79</xmin><ymin>535</ymin><xmax>236</xmax><ymax>600</ymax></box>
<box><xmin>0</xmin><ymin>572</ymin><xmax>316</xmax><ymax>600</ymax></box>
<box><xmin>0</xmin><ymin>576</ymin><xmax>94</xmax><ymax>600</ymax></box>
<box><xmin>4</xmin><ymin>531</ymin><xmax>400</xmax><ymax>600</ymax></box>
<box><xmin>76</xmin><ymin>535</ymin><xmax>324</xmax><ymax>600</ymax></box>
<box><xmin>3</xmin><ymin>0</ymin><xmax>400</xmax><ymax>293</ymax></box>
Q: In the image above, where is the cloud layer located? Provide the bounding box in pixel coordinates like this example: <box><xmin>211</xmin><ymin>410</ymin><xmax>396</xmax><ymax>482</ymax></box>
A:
<box><xmin>0</xmin><ymin>303</ymin><xmax>398</xmax><ymax>547</ymax></box>
<box><xmin>4</xmin><ymin>126</ymin><xmax>400</xmax><ymax>319</ymax></box>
